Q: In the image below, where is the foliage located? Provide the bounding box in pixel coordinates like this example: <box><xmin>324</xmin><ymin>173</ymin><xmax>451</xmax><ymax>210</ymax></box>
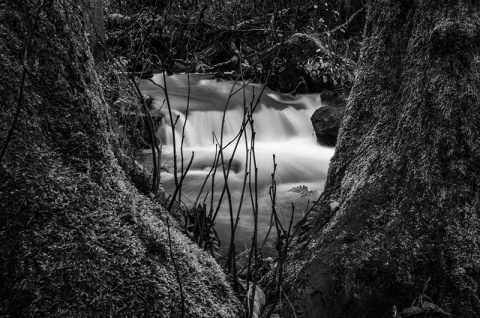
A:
<box><xmin>289</xmin><ymin>185</ymin><xmax>319</xmax><ymax>197</ymax></box>
<box><xmin>185</xmin><ymin>204</ymin><xmax>221</xmax><ymax>253</ymax></box>
<box><xmin>300</xmin><ymin>34</ymin><xmax>357</xmax><ymax>91</ymax></box>
<box><xmin>395</xmin><ymin>286</ymin><xmax>452</xmax><ymax>317</ymax></box>
<box><xmin>103</xmin><ymin>0</ymin><xmax>364</xmax><ymax>93</ymax></box>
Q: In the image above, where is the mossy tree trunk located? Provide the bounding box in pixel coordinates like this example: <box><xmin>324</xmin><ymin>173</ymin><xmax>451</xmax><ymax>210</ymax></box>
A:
<box><xmin>280</xmin><ymin>1</ymin><xmax>480</xmax><ymax>317</ymax></box>
<box><xmin>80</xmin><ymin>0</ymin><xmax>105</xmax><ymax>62</ymax></box>
<box><xmin>0</xmin><ymin>1</ymin><xmax>242</xmax><ymax>317</ymax></box>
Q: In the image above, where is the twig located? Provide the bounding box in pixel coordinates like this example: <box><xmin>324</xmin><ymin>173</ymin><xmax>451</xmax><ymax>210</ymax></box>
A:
<box><xmin>265</xmin><ymin>163</ymin><xmax>296</xmax><ymax>318</ymax></box>
<box><xmin>193</xmin><ymin>145</ymin><xmax>219</xmax><ymax>207</ymax></box>
<box><xmin>246</xmin><ymin>108</ymin><xmax>260</xmax><ymax>318</ymax></box>
<box><xmin>178</xmin><ymin>71</ymin><xmax>192</xmax><ymax>220</ymax></box>
<box><xmin>281</xmin><ymin>287</ymin><xmax>298</xmax><ymax>318</ymax></box>
<box><xmin>166</xmin><ymin>216</ymin><xmax>185</xmax><ymax>318</ymax></box>
<box><xmin>160</xmin><ymin>68</ymin><xmax>179</xmax><ymax>189</ymax></box>
<box><xmin>291</xmin><ymin>191</ymin><xmax>325</xmax><ymax>238</ymax></box>
<box><xmin>168</xmin><ymin>152</ymin><xmax>194</xmax><ymax>211</ymax></box>
<box><xmin>130</xmin><ymin>75</ymin><xmax>161</xmax><ymax>192</ymax></box>
<box><xmin>99</xmin><ymin>4</ymin><xmax>163</xmax><ymax>193</ymax></box>
<box><xmin>322</xmin><ymin>6</ymin><xmax>365</xmax><ymax>35</ymax></box>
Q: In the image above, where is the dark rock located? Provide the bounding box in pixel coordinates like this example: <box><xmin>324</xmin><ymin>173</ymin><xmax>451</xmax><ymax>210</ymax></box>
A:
<box><xmin>311</xmin><ymin>105</ymin><xmax>345</xmax><ymax>146</ymax></box>
<box><xmin>319</xmin><ymin>90</ymin><xmax>348</xmax><ymax>108</ymax></box>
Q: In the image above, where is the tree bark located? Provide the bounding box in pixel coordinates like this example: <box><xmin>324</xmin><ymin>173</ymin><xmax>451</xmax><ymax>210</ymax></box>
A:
<box><xmin>0</xmin><ymin>1</ymin><xmax>242</xmax><ymax>317</ymax></box>
<box><xmin>278</xmin><ymin>1</ymin><xmax>480</xmax><ymax>317</ymax></box>
<box><xmin>80</xmin><ymin>0</ymin><xmax>105</xmax><ymax>62</ymax></box>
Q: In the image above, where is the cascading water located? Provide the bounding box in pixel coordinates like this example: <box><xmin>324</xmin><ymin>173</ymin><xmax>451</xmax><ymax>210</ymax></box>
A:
<box><xmin>137</xmin><ymin>74</ymin><xmax>334</xmax><ymax>255</ymax></box>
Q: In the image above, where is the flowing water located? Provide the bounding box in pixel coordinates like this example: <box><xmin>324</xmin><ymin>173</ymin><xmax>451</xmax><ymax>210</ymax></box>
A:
<box><xmin>137</xmin><ymin>74</ymin><xmax>334</xmax><ymax>256</ymax></box>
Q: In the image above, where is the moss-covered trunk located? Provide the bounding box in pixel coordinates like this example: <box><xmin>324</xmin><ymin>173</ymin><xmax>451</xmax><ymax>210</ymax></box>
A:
<box><xmin>0</xmin><ymin>1</ymin><xmax>241</xmax><ymax>317</ymax></box>
<box><xmin>80</xmin><ymin>0</ymin><xmax>105</xmax><ymax>62</ymax></box>
<box><xmin>278</xmin><ymin>1</ymin><xmax>480</xmax><ymax>317</ymax></box>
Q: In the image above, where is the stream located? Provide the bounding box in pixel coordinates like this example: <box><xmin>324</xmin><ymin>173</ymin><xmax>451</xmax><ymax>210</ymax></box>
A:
<box><xmin>136</xmin><ymin>73</ymin><xmax>334</xmax><ymax>256</ymax></box>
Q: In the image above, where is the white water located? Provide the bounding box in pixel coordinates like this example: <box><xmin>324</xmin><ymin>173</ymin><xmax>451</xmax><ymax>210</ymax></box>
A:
<box><xmin>138</xmin><ymin>74</ymin><xmax>334</xmax><ymax>255</ymax></box>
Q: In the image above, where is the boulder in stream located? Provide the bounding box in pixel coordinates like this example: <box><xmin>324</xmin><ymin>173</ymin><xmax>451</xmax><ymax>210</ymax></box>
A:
<box><xmin>311</xmin><ymin>91</ymin><xmax>347</xmax><ymax>146</ymax></box>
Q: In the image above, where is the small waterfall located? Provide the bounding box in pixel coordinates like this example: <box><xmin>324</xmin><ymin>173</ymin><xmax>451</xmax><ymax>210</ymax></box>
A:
<box><xmin>138</xmin><ymin>74</ymin><xmax>334</xmax><ymax>255</ymax></box>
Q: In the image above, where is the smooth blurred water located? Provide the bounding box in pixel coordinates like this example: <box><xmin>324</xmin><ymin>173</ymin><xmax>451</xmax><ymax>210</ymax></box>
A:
<box><xmin>137</xmin><ymin>74</ymin><xmax>334</xmax><ymax>256</ymax></box>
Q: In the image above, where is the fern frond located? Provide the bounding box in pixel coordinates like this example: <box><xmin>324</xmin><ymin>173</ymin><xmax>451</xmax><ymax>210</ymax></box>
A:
<box><xmin>289</xmin><ymin>185</ymin><xmax>319</xmax><ymax>198</ymax></box>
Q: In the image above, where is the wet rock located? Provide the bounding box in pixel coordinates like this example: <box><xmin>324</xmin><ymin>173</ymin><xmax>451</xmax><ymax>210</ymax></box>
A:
<box><xmin>319</xmin><ymin>90</ymin><xmax>348</xmax><ymax>108</ymax></box>
<box><xmin>310</xmin><ymin>91</ymin><xmax>348</xmax><ymax>146</ymax></box>
<box><xmin>311</xmin><ymin>105</ymin><xmax>345</xmax><ymax>146</ymax></box>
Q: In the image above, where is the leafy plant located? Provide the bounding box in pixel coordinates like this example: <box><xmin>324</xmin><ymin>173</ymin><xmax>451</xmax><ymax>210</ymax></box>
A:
<box><xmin>394</xmin><ymin>278</ymin><xmax>453</xmax><ymax>317</ymax></box>
<box><xmin>185</xmin><ymin>203</ymin><xmax>221</xmax><ymax>254</ymax></box>
<box><xmin>289</xmin><ymin>185</ymin><xmax>318</xmax><ymax>198</ymax></box>
<box><xmin>300</xmin><ymin>42</ymin><xmax>356</xmax><ymax>90</ymax></box>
